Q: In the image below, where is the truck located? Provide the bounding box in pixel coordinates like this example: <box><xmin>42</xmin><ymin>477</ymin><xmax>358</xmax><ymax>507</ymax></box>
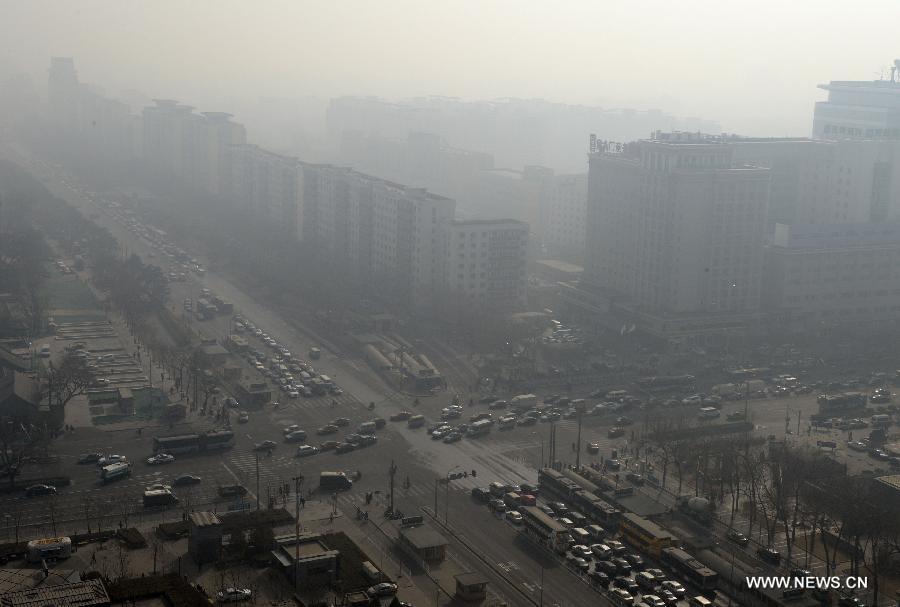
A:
<box><xmin>319</xmin><ymin>471</ymin><xmax>352</xmax><ymax>491</ymax></box>
<box><xmin>100</xmin><ymin>462</ymin><xmax>131</xmax><ymax>484</ymax></box>
<box><xmin>509</xmin><ymin>394</ymin><xmax>537</xmax><ymax>412</ymax></box>
<box><xmin>143</xmin><ymin>489</ymin><xmax>179</xmax><ymax>508</ymax></box>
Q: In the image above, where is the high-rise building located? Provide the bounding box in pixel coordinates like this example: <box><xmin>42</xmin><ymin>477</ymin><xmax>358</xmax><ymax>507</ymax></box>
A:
<box><xmin>813</xmin><ymin>61</ymin><xmax>900</xmax><ymax>139</ymax></box>
<box><xmin>576</xmin><ymin>132</ymin><xmax>770</xmax><ymax>339</ymax></box>
<box><xmin>446</xmin><ymin>219</ymin><xmax>529</xmax><ymax>312</ymax></box>
<box><xmin>225</xmin><ymin>144</ymin><xmax>301</xmax><ymax>237</ymax></box>
<box><xmin>47</xmin><ymin>57</ymin><xmax>79</xmax><ymax>130</ymax></box>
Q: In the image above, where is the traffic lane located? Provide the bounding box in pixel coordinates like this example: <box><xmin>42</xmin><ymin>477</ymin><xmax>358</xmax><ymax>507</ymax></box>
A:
<box><xmin>436</xmin><ymin>502</ymin><xmax>611</xmax><ymax>607</ymax></box>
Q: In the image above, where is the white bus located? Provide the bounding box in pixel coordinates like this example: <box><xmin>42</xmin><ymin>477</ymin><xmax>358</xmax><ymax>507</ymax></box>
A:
<box><xmin>27</xmin><ymin>537</ymin><xmax>72</xmax><ymax>563</ymax></box>
<box><xmin>520</xmin><ymin>506</ymin><xmax>570</xmax><ymax>554</ymax></box>
<box><xmin>467</xmin><ymin>419</ymin><xmax>493</xmax><ymax>437</ymax></box>
<box><xmin>100</xmin><ymin>462</ymin><xmax>131</xmax><ymax>483</ymax></box>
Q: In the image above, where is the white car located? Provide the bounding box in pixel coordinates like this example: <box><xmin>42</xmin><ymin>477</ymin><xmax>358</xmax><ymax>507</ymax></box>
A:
<box><xmin>505</xmin><ymin>510</ymin><xmax>523</xmax><ymax>525</ymax></box>
<box><xmin>660</xmin><ymin>580</ymin><xmax>685</xmax><ymax>597</ymax></box>
<box><xmin>366</xmin><ymin>583</ymin><xmax>398</xmax><ymax>597</ymax></box>
<box><xmin>145</xmin><ymin>483</ymin><xmax>172</xmax><ymax>492</ymax></box>
<box><xmin>215</xmin><ymin>587</ymin><xmax>252</xmax><ymax>603</ymax></box>
<box><xmin>590</xmin><ymin>544</ymin><xmax>612</xmax><ymax>559</ymax></box>
<box><xmin>296</xmin><ymin>445</ymin><xmax>319</xmax><ymax>457</ymax></box>
<box><xmin>146</xmin><ymin>453</ymin><xmax>175</xmax><ymax>465</ymax></box>
<box><xmin>288</xmin><ymin>390</ymin><xmax>300</xmax><ymax>399</ymax></box>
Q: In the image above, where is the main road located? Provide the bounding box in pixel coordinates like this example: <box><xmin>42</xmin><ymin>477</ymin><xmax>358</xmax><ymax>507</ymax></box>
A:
<box><xmin>2</xmin><ymin>146</ymin><xmax>612</xmax><ymax>607</ymax></box>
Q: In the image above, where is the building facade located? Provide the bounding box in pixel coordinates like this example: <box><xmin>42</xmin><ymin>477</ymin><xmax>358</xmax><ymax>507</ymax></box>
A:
<box><xmin>578</xmin><ymin>132</ymin><xmax>770</xmax><ymax>340</ymax></box>
<box><xmin>763</xmin><ymin>222</ymin><xmax>900</xmax><ymax>331</ymax></box>
<box><xmin>813</xmin><ymin>63</ymin><xmax>900</xmax><ymax>139</ymax></box>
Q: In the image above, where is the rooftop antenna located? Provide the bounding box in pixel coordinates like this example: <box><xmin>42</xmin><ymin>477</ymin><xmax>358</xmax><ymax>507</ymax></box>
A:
<box><xmin>893</xmin><ymin>60</ymin><xmax>900</xmax><ymax>83</ymax></box>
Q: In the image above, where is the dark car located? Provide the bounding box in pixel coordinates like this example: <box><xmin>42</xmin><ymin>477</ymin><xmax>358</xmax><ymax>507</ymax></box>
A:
<box><xmin>218</xmin><ymin>485</ymin><xmax>247</xmax><ymax>498</ymax></box>
<box><xmin>319</xmin><ymin>440</ymin><xmax>339</xmax><ymax>451</ymax></box>
<box><xmin>623</xmin><ymin>553</ymin><xmax>645</xmax><ymax>570</ymax></box>
<box><xmin>589</xmin><ymin>570</ymin><xmax>610</xmax><ymax>587</ymax></box>
<box><xmin>389</xmin><ymin>411</ymin><xmax>412</xmax><ymax>421</ymax></box>
<box><xmin>173</xmin><ymin>474</ymin><xmax>202</xmax><ymax>486</ymax></box>
<box><xmin>332</xmin><ymin>417</ymin><xmax>351</xmax><ymax>427</ymax></box>
<box><xmin>78</xmin><ymin>452</ymin><xmax>102</xmax><ymax>464</ymax></box>
<box><xmin>471</xmin><ymin>487</ymin><xmax>491</xmax><ymax>503</ymax></box>
<box><xmin>757</xmin><ymin>547</ymin><xmax>782</xmax><ymax>564</ymax></box>
<box><xmin>837</xmin><ymin>597</ymin><xmax>866</xmax><ymax>607</ymax></box>
<box><xmin>372</xmin><ymin>418</ymin><xmax>387</xmax><ymax>429</ymax></box>
<box><xmin>595</xmin><ymin>560</ymin><xmax>618</xmax><ymax>576</ymax></box>
<box><xmin>608</xmin><ymin>427</ymin><xmax>625</xmax><ymax>438</ymax></box>
<box><xmin>317</xmin><ymin>425</ymin><xmax>338</xmax><ymax>435</ymax></box>
<box><xmin>335</xmin><ymin>442</ymin><xmax>356</xmax><ymax>454</ymax></box>
<box><xmin>520</xmin><ymin>482</ymin><xmax>538</xmax><ymax>495</ymax></box>
<box><xmin>253</xmin><ymin>440</ymin><xmax>277</xmax><ymax>451</ymax></box>
<box><xmin>25</xmin><ymin>484</ymin><xmax>57</xmax><ymax>498</ymax></box>
<box><xmin>727</xmin><ymin>529</ymin><xmax>750</xmax><ymax>546</ymax></box>
<box><xmin>612</xmin><ymin>557</ymin><xmax>632</xmax><ymax>575</ymax></box>
<box><xmin>613</xmin><ymin>576</ymin><xmax>638</xmax><ymax>593</ymax></box>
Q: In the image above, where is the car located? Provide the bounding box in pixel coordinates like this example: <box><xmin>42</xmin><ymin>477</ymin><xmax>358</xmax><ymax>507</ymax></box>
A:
<box><xmin>570</xmin><ymin>544</ymin><xmax>591</xmax><ymax>558</ymax></box>
<box><xmin>146</xmin><ymin>453</ymin><xmax>175</xmax><ymax>465</ymax></box>
<box><xmin>367</xmin><ymin>582</ymin><xmax>398</xmax><ymax>597</ymax></box>
<box><xmin>443</xmin><ymin>432</ymin><xmax>462</xmax><ymax>443</ymax></box>
<box><xmin>253</xmin><ymin>440</ymin><xmax>277</xmax><ymax>451</ymax></box>
<box><xmin>78</xmin><ymin>452</ymin><xmax>102</xmax><ymax>464</ymax></box>
<box><xmin>488</xmin><ymin>499</ymin><xmax>507</xmax><ymax>513</ymax></box>
<box><xmin>345</xmin><ymin>433</ymin><xmax>364</xmax><ymax>445</ymax></box>
<box><xmin>145</xmin><ymin>483</ymin><xmax>172</xmax><ymax>492</ymax></box>
<box><xmin>611</xmin><ymin>557</ymin><xmax>632</xmax><ymax>575</ymax></box>
<box><xmin>25</xmin><ymin>484</ymin><xmax>57</xmax><ymax>498</ymax></box>
<box><xmin>604</xmin><ymin>459</ymin><xmax>621</xmax><ymax>471</ymax></box>
<box><xmin>837</xmin><ymin>597</ymin><xmax>866</xmax><ymax>607</ymax></box>
<box><xmin>173</xmin><ymin>474</ymin><xmax>202</xmax><ymax>486</ymax></box>
<box><xmin>215</xmin><ymin>587</ymin><xmax>252</xmax><ymax>603</ymax></box>
<box><xmin>567</xmin><ymin>554</ymin><xmax>590</xmax><ymax>572</ymax></box>
<box><xmin>506</xmin><ymin>510</ymin><xmax>523</xmax><ymax>524</ymax></box>
<box><xmin>372</xmin><ymin>417</ymin><xmax>387</xmax><ymax>429</ymax></box>
<box><xmin>319</xmin><ymin>441</ymin><xmax>339</xmax><ymax>451</ymax></box>
<box><xmin>624</xmin><ymin>553</ymin><xmax>645</xmax><ymax>570</ymax></box>
<box><xmin>237</xmin><ymin>411</ymin><xmax>249</xmax><ymax>423</ymax></box>
<box><xmin>390</xmin><ymin>411</ymin><xmax>412</xmax><ymax>421</ymax></box>
<box><xmin>727</xmin><ymin>529</ymin><xmax>750</xmax><ymax>546</ymax></box>
<box><xmin>287</xmin><ymin>390</ymin><xmax>300</xmax><ymax>399</ymax></box>
<box><xmin>332</xmin><ymin>417</ymin><xmax>351</xmax><ymax>427</ymax></box>
<box><xmin>538</xmin><ymin>504</ymin><xmax>555</xmax><ymax>518</ymax></box>
<box><xmin>97</xmin><ymin>454</ymin><xmax>127</xmax><ymax>467</ymax></box>
<box><xmin>335</xmin><ymin>442</ymin><xmax>355</xmax><ymax>454</ymax></box>
<box><xmin>589</xmin><ymin>570</ymin><xmax>610</xmax><ymax>586</ymax></box>
<box><xmin>356</xmin><ymin>435</ymin><xmax>378</xmax><ymax>447</ymax></box>
<box><xmin>642</xmin><ymin>595</ymin><xmax>666</xmax><ymax>607</ymax></box>
<box><xmin>224</xmin><ymin>397</ymin><xmax>239</xmax><ymax>408</ymax></box>
<box><xmin>517</xmin><ymin>416</ymin><xmax>537</xmax><ymax>426</ymax></box>
<box><xmin>757</xmin><ymin>547</ymin><xmax>782</xmax><ymax>564</ymax></box>
<box><xmin>587</xmin><ymin>442</ymin><xmax>600</xmax><ymax>454</ymax></box>
<box><xmin>296</xmin><ymin>445</ymin><xmax>319</xmax><ymax>457</ymax></box>
<box><xmin>284</xmin><ymin>430</ymin><xmax>308</xmax><ymax>443</ymax></box>
<box><xmin>613</xmin><ymin>576</ymin><xmax>638</xmax><ymax>593</ymax></box>
<box><xmin>608</xmin><ymin>587</ymin><xmax>633</xmax><ymax>605</ymax></box>
<box><xmin>657</xmin><ymin>589</ymin><xmax>679</xmax><ymax>605</ymax></box>
<box><xmin>283</xmin><ymin>424</ymin><xmax>300</xmax><ymax>435</ymax></box>
<box><xmin>608</xmin><ymin>427</ymin><xmax>625</xmax><ymax>438</ymax></box>
<box><xmin>591</xmin><ymin>543</ymin><xmax>612</xmax><ymax>559</ymax></box>
<box><xmin>660</xmin><ymin>580</ymin><xmax>685</xmax><ymax>597</ymax></box>
<box><xmin>218</xmin><ymin>485</ymin><xmax>248</xmax><ymax>498</ymax></box>
<box><xmin>606</xmin><ymin>540</ymin><xmax>627</xmax><ymax>555</ymax></box>
<box><xmin>317</xmin><ymin>424</ymin><xmax>339</xmax><ymax>435</ymax></box>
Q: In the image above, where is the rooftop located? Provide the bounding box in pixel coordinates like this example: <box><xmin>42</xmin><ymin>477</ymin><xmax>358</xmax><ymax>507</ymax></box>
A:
<box><xmin>189</xmin><ymin>511</ymin><xmax>222</xmax><ymax>528</ymax></box>
<box><xmin>0</xmin><ymin>579</ymin><xmax>110</xmax><ymax>607</ymax></box>
<box><xmin>455</xmin><ymin>572</ymin><xmax>489</xmax><ymax>587</ymax></box>
<box><xmin>399</xmin><ymin>525</ymin><xmax>448</xmax><ymax>550</ymax></box>
<box><xmin>875</xmin><ymin>474</ymin><xmax>900</xmax><ymax>493</ymax></box>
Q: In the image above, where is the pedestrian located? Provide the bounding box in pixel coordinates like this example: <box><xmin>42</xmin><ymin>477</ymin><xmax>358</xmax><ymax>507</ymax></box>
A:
<box><xmin>329</xmin><ymin>512</ymin><xmax>334</xmax><ymax>524</ymax></box>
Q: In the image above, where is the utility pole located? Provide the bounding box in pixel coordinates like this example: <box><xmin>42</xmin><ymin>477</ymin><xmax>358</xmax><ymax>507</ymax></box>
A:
<box><xmin>292</xmin><ymin>474</ymin><xmax>303</xmax><ymax>588</ymax></box>
<box><xmin>255</xmin><ymin>453</ymin><xmax>260</xmax><ymax>511</ymax></box>
<box><xmin>575</xmin><ymin>405</ymin><xmax>584</xmax><ymax>469</ymax></box>
<box><xmin>389</xmin><ymin>460</ymin><xmax>397</xmax><ymax>514</ymax></box>
<box><xmin>433</xmin><ymin>479</ymin><xmax>438</xmax><ymax>517</ymax></box>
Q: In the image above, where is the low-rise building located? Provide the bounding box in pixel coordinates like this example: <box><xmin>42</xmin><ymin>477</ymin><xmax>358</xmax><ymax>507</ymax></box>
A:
<box><xmin>396</xmin><ymin>525</ymin><xmax>448</xmax><ymax>563</ymax></box>
<box><xmin>271</xmin><ymin>532</ymin><xmax>341</xmax><ymax>588</ymax></box>
<box><xmin>188</xmin><ymin>511</ymin><xmax>223</xmax><ymax>564</ymax></box>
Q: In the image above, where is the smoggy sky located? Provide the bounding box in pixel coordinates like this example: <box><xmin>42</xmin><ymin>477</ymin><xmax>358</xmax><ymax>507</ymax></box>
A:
<box><xmin>3</xmin><ymin>0</ymin><xmax>899</xmax><ymax>136</ymax></box>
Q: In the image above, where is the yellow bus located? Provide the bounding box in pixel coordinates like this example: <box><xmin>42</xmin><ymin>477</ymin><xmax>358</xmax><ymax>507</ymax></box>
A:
<box><xmin>618</xmin><ymin>513</ymin><xmax>673</xmax><ymax>558</ymax></box>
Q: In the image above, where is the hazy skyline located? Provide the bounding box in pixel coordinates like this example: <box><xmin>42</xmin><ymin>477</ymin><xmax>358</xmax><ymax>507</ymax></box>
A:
<box><xmin>4</xmin><ymin>0</ymin><xmax>899</xmax><ymax>137</ymax></box>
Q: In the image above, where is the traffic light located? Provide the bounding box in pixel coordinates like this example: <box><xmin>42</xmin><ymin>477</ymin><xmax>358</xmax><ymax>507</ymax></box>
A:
<box><xmin>471</xmin><ymin>470</ymin><xmax>477</xmax><ymax>477</ymax></box>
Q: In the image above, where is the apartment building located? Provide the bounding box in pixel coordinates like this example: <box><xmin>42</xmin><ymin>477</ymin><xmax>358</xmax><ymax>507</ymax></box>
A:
<box><xmin>446</xmin><ymin>219</ymin><xmax>529</xmax><ymax>312</ymax></box>
<box><xmin>225</xmin><ymin>144</ymin><xmax>301</xmax><ymax>237</ymax></box>
<box><xmin>813</xmin><ymin>61</ymin><xmax>900</xmax><ymax>139</ymax></box>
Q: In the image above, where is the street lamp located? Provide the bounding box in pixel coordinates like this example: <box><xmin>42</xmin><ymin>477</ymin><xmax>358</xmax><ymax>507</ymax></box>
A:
<box><xmin>532</xmin><ymin>431</ymin><xmax>544</xmax><ymax>469</ymax></box>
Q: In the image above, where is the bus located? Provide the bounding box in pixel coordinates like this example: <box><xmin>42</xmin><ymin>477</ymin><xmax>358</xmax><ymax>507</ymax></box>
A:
<box><xmin>152</xmin><ymin>430</ymin><xmax>235</xmax><ymax>454</ymax></box>
<box><xmin>101</xmin><ymin>462</ymin><xmax>132</xmax><ymax>484</ymax></box>
<box><xmin>320</xmin><ymin>471</ymin><xmax>352</xmax><ymax>491</ymax></box>
<box><xmin>618</xmin><ymin>513</ymin><xmax>674</xmax><ymax>558</ymax></box>
<box><xmin>27</xmin><ymin>537</ymin><xmax>72</xmax><ymax>563</ymax></box>
<box><xmin>520</xmin><ymin>506</ymin><xmax>570</xmax><ymax>554</ymax></box>
<box><xmin>143</xmin><ymin>489</ymin><xmax>179</xmax><ymax>508</ymax></box>
<box><xmin>661</xmin><ymin>547</ymin><xmax>719</xmax><ymax>590</ymax></box>
<box><xmin>467</xmin><ymin>419</ymin><xmax>493</xmax><ymax>437</ymax></box>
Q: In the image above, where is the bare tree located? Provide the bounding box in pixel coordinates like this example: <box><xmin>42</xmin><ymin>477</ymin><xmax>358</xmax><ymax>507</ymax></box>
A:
<box><xmin>0</xmin><ymin>415</ymin><xmax>46</xmax><ymax>487</ymax></box>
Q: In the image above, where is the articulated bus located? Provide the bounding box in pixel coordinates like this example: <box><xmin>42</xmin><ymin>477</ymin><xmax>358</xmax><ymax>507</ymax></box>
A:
<box><xmin>520</xmin><ymin>506</ymin><xmax>570</xmax><ymax>554</ymax></box>
<box><xmin>153</xmin><ymin>430</ymin><xmax>235</xmax><ymax>454</ymax></box>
